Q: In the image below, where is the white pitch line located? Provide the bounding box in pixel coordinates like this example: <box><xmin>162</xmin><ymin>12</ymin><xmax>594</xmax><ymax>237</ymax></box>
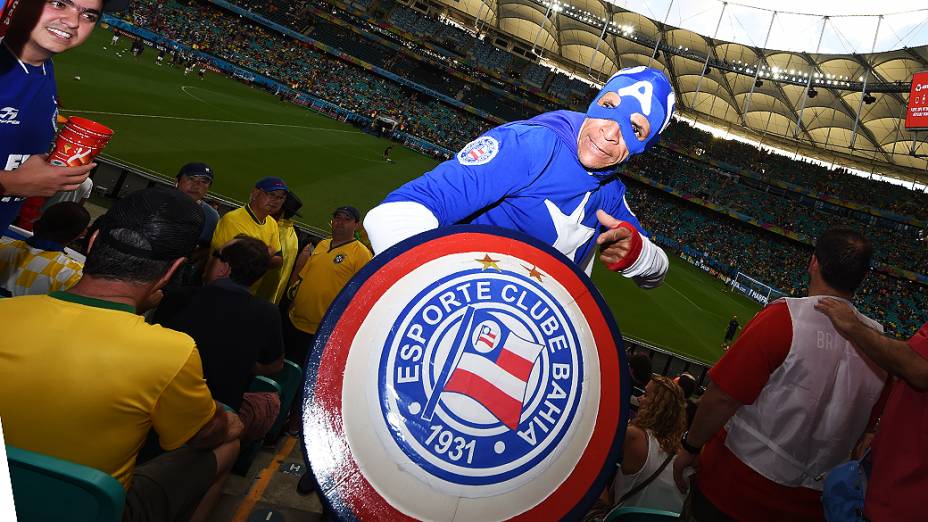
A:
<box><xmin>180</xmin><ymin>85</ymin><xmax>210</xmax><ymax>104</ymax></box>
<box><xmin>664</xmin><ymin>281</ymin><xmax>722</xmax><ymax>318</ymax></box>
<box><xmin>64</xmin><ymin>109</ymin><xmax>363</xmax><ymax>134</ymax></box>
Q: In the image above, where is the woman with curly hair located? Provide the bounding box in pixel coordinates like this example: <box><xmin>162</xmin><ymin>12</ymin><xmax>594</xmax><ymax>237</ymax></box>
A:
<box><xmin>611</xmin><ymin>375</ymin><xmax>689</xmax><ymax>512</ymax></box>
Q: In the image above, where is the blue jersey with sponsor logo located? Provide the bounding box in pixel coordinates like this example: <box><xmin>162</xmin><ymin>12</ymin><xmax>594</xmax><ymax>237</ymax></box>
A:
<box><xmin>382</xmin><ymin>110</ymin><xmax>646</xmax><ymax>267</ymax></box>
<box><xmin>0</xmin><ymin>43</ymin><xmax>58</xmax><ymax>233</ymax></box>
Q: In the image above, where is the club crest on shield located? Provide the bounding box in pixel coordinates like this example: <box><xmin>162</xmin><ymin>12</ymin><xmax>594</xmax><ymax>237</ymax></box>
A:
<box><xmin>301</xmin><ymin>226</ymin><xmax>628</xmax><ymax>521</ymax></box>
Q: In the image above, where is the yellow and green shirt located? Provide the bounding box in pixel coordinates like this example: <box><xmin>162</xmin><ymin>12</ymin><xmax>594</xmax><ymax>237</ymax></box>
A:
<box><xmin>0</xmin><ymin>292</ymin><xmax>216</xmax><ymax>489</ymax></box>
<box><xmin>255</xmin><ymin>218</ymin><xmax>299</xmax><ymax>304</ymax></box>
<box><xmin>289</xmin><ymin>238</ymin><xmax>372</xmax><ymax>334</ymax></box>
<box><xmin>210</xmin><ymin>205</ymin><xmax>281</xmax><ymax>256</ymax></box>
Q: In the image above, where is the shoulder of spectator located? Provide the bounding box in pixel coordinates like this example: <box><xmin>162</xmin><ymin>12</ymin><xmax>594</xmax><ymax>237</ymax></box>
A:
<box><xmin>620</xmin><ymin>424</ymin><xmax>648</xmax><ymax>475</ymax></box>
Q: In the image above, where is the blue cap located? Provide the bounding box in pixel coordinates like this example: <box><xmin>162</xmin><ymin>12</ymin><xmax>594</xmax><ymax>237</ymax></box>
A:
<box><xmin>586</xmin><ymin>66</ymin><xmax>676</xmax><ymax>157</ymax></box>
<box><xmin>255</xmin><ymin>177</ymin><xmax>288</xmax><ymax>193</ymax></box>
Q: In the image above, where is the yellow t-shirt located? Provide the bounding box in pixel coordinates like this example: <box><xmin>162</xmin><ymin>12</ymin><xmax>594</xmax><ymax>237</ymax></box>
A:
<box><xmin>289</xmin><ymin>238</ymin><xmax>372</xmax><ymax>334</ymax></box>
<box><xmin>210</xmin><ymin>205</ymin><xmax>281</xmax><ymax>256</ymax></box>
<box><xmin>0</xmin><ymin>292</ymin><xmax>216</xmax><ymax>489</ymax></box>
<box><xmin>255</xmin><ymin>219</ymin><xmax>299</xmax><ymax>304</ymax></box>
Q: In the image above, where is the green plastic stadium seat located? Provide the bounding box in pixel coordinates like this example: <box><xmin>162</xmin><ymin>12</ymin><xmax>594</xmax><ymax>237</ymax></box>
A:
<box><xmin>262</xmin><ymin>359</ymin><xmax>303</xmax><ymax>442</ymax></box>
<box><xmin>605</xmin><ymin>506</ymin><xmax>681</xmax><ymax>521</ymax></box>
<box><xmin>7</xmin><ymin>445</ymin><xmax>125</xmax><ymax>522</ymax></box>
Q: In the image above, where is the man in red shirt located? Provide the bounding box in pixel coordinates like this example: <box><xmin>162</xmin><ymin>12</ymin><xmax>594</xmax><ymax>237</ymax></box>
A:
<box><xmin>672</xmin><ymin>229</ymin><xmax>886</xmax><ymax>522</ymax></box>
<box><xmin>815</xmin><ymin>298</ymin><xmax>928</xmax><ymax>522</ymax></box>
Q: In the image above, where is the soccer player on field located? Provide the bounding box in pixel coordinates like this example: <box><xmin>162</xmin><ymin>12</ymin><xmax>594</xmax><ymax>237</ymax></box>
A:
<box><xmin>365</xmin><ymin>66</ymin><xmax>674</xmax><ymax>287</ymax></box>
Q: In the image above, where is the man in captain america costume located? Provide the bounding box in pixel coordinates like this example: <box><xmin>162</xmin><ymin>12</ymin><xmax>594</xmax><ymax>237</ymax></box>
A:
<box><xmin>0</xmin><ymin>0</ymin><xmax>126</xmax><ymax>234</ymax></box>
<box><xmin>364</xmin><ymin>66</ymin><xmax>675</xmax><ymax>287</ymax></box>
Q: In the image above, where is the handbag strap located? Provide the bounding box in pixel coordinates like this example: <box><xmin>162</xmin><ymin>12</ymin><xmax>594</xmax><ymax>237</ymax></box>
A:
<box><xmin>617</xmin><ymin>452</ymin><xmax>675</xmax><ymax>505</ymax></box>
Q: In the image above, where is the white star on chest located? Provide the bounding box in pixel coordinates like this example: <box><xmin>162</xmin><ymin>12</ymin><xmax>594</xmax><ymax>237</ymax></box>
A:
<box><xmin>544</xmin><ymin>192</ymin><xmax>594</xmax><ymax>261</ymax></box>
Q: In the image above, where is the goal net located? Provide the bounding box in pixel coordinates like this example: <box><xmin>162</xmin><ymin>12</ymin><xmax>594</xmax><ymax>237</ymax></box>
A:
<box><xmin>729</xmin><ymin>272</ymin><xmax>787</xmax><ymax>306</ymax></box>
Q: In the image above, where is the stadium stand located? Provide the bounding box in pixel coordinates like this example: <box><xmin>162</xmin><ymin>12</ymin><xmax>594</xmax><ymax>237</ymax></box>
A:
<box><xmin>522</xmin><ymin>63</ymin><xmax>550</xmax><ymax>88</ymax></box>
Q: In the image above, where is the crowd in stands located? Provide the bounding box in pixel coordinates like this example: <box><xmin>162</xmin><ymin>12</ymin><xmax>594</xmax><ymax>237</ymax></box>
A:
<box><xmin>128</xmin><ymin>0</ymin><xmax>492</xmax><ymax>151</ymax></box>
<box><xmin>664</xmin><ymin>122</ymin><xmax>928</xmax><ymax>220</ymax></box>
<box><xmin>627</xmin><ymin>147</ymin><xmax>928</xmax><ymax>274</ymax></box>
<box><xmin>624</xmin><ymin>180</ymin><xmax>928</xmax><ymax>338</ymax></box>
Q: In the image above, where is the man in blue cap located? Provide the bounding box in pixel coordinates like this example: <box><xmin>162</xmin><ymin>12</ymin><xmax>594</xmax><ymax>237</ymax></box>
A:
<box><xmin>211</xmin><ymin>177</ymin><xmax>286</xmax><ymax>292</ymax></box>
<box><xmin>365</xmin><ymin>66</ymin><xmax>675</xmax><ymax>287</ymax></box>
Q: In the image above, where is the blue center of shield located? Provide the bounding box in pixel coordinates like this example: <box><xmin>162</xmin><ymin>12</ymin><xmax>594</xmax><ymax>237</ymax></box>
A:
<box><xmin>378</xmin><ymin>268</ymin><xmax>583</xmax><ymax>487</ymax></box>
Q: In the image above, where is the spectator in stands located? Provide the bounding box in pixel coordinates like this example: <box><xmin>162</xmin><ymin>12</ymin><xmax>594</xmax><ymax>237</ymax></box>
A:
<box><xmin>155</xmin><ymin>235</ymin><xmax>285</xmax><ymax>442</ymax></box>
<box><xmin>628</xmin><ymin>352</ymin><xmax>652</xmax><ymax>417</ymax></box>
<box><xmin>285</xmin><ymin>204</ymin><xmax>372</xmax><ymax>494</ymax></box>
<box><xmin>0</xmin><ymin>201</ymin><xmax>89</xmax><ymax>296</ymax></box>
<box><xmin>170</xmin><ymin>162</ymin><xmax>221</xmax><ymax>286</ymax></box>
<box><xmin>365</xmin><ymin>67</ymin><xmax>674</xmax><ymax>287</ymax></box>
<box><xmin>612</xmin><ymin>376</ymin><xmax>688</xmax><ymax>513</ymax></box>
<box><xmin>176</xmin><ymin>162</ymin><xmax>220</xmax><ymax>248</ymax></box>
<box><xmin>672</xmin><ymin>229</ymin><xmax>887</xmax><ymax>522</ymax></box>
<box><xmin>0</xmin><ymin>0</ymin><xmax>122</xmax><ymax>234</ymax></box>
<box><xmin>0</xmin><ymin>187</ymin><xmax>241</xmax><ymax>522</ymax></box>
<box><xmin>211</xmin><ymin>177</ymin><xmax>286</xmax><ymax>292</ymax></box>
<box><xmin>815</xmin><ymin>298</ymin><xmax>928</xmax><ymax>522</ymax></box>
<box><xmin>256</xmin><ymin>191</ymin><xmax>302</xmax><ymax>304</ymax></box>
<box><xmin>675</xmin><ymin>372</ymin><xmax>699</xmax><ymax>429</ymax></box>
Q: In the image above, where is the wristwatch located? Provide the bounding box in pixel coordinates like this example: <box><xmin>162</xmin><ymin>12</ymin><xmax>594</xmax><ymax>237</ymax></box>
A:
<box><xmin>681</xmin><ymin>431</ymin><xmax>702</xmax><ymax>455</ymax></box>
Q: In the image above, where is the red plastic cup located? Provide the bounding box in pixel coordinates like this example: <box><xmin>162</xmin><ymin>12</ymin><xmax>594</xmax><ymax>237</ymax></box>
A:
<box><xmin>48</xmin><ymin>117</ymin><xmax>113</xmax><ymax>167</ymax></box>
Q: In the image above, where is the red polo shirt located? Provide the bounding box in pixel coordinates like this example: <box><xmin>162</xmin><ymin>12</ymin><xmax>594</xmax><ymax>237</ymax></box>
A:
<box><xmin>864</xmin><ymin>322</ymin><xmax>928</xmax><ymax>522</ymax></box>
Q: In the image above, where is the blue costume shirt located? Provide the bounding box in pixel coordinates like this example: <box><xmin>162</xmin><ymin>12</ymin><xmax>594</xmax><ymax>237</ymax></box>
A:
<box><xmin>0</xmin><ymin>43</ymin><xmax>58</xmax><ymax>233</ymax></box>
<box><xmin>382</xmin><ymin>110</ymin><xmax>646</xmax><ymax>267</ymax></box>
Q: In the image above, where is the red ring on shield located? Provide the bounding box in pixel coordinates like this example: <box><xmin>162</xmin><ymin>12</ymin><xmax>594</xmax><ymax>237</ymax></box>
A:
<box><xmin>300</xmin><ymin>225</ymin><xmax>629</xmax><ymax>521</ymax></box>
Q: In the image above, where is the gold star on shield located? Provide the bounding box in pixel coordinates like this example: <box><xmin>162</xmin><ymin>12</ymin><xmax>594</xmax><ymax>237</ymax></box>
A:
<box><xmin>475</xmin><ymin>254</ymin><xmax>501</xmax><ymax>271</ymax></box>
<box><xmin>522</xmin><ymin>264</ymin><xmax>544</xmax><ymax>282</ymax></box>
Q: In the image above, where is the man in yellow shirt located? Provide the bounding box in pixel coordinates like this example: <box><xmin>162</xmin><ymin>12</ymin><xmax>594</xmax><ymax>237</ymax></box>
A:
<box><xmin>210</xmin><ymin>177</ymin><xmax>286</xmax><ymax>287</ymax></box>
<box><xmin>256</xmin><ymin>192</ymin><xmax>302</xmax><ymax>304</ymax></box>
<box><xmin>285</xmin><ymin>206</ymin><xmax>371</xmax><ymax>494</ymax></box>
<box><xmin>286</xmin><ymin>205</ymin><xmax>372</xmax><ymax>354</ymax></box>
<box><xmin>0</xmin><ymin>188</ymin><xmax>242</xmax><ymax>522</ymax></box>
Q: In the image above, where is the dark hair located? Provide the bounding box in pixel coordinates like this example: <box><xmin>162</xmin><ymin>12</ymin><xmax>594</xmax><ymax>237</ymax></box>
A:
<box><xmin>676</xmin><ymin>373</ymin><xmax>697</xmax><ymax>399</ymax></box>
<box><xmin>221</xmin><ymin>235</ymin><xmax>271</xmax><ymax>287</ymax></box>
<box><xmin>814</xmin><ymin>228</ymin><xmax>872</xmax><ymax>294</ymax></box>
<box><xmin>629</xmin><ymin>352</ymin><xmax>653</xmax><ymax>386</ymax></box>
<box><xmin>34</xmin><ymin>202</ymin><xmax>90</xmax><ymax>244</ymax></box>
<box><xmin>84</xmin><ymin>188</ymin><xmax>204</xmax><ymax>283</ymax></box>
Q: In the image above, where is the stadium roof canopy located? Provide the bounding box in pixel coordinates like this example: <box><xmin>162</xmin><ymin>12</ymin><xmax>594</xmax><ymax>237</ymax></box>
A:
<box><xmin>433</xmin><ymin>0</ymin><xmax>928</xmax><ymax>186</ymax></box>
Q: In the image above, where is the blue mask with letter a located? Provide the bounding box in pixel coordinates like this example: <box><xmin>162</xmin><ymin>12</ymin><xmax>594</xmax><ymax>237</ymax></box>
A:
<box><xmin>586</xmin><ymin>66</ymin><xmax>676</xmax><ymax>157</ymax></box>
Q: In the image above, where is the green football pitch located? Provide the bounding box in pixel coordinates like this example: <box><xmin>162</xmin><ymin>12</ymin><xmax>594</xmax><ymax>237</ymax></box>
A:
<box><xmin>54</xmin><ymin>29</ymin><xmax>761</xmax><ymax>364</ymax></box>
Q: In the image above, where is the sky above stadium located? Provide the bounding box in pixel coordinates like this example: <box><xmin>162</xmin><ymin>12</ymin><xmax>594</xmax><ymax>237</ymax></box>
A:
<box><xmin>612</xmin><ymin>0</ymin><xmax>928</xmax><ymax>54</ymax></box>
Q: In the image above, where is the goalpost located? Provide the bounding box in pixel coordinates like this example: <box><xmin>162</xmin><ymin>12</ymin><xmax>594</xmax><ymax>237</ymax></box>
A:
<box><xmin>729</xmin><ymin>271</ymin><xmax>787</xmax><ymax>306</ymax></box>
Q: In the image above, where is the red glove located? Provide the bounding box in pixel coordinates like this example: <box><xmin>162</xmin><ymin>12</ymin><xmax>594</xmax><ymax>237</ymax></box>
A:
<box><xmin>605</xmin><ymin>221</ymin><xmax>643</xmax><ymax>272</ymax></box>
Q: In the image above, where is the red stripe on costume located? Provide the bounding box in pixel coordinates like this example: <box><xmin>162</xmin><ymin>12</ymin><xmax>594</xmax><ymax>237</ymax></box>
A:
<box><xmin>444</xmin><ymin>369</ymin><xmax>523</xmax><ymax>430</ymax></box>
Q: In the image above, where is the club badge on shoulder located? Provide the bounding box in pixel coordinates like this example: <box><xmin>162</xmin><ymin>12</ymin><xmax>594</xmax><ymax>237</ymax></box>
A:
<box><xmin>457</xmin><ymin>136</ymin><xmax>499</xmax><ymax>166</ymax></box>
<box><xmin>301</xmin><ymin>225</ymin><xmax>629</xmax><ymax>521</ymax></box>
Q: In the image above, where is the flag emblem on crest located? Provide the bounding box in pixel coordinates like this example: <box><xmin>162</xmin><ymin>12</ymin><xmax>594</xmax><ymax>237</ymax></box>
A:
<box><xmin>422</xmin><ymin>307</ymin><xmax>544</xmax><ymax>430</ymax></box>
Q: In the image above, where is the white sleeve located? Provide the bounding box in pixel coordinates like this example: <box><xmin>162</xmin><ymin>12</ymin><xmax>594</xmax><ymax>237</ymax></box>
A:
<box><xmin>620</xmin><ymin>235</ymin><xmax>668</xmax><ymax>289</ymax></box>
<box><xmin>364</xmin><ymin>201</ymin><xmax>440</xmax><ymax>255</ymax></box>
